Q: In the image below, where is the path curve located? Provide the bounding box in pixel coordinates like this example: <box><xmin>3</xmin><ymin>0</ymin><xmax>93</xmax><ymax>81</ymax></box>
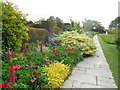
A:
<box><xmin>62</xmin><ymin>35</ymin><xmax>117</xmax><ymax>88</ymax></box>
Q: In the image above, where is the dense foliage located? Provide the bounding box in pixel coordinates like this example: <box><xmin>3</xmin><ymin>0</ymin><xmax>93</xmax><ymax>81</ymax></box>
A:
<box><xmin>2</xmin><ymin>1</ymin><xmax>29</xmax><ymax>51</ymax></box>
<box><xmin>1</xmin><ymin>41</ymin><xmax>83</xmax><ymax>89</ymax></box>
<box><xmin>55</xmin><ymin>31</ymin><xmax>96</xmax><ymax>55</ymax></box>
<box><xmin>42</xmin><ymin>61</ymin><xmax>70</xmax><ymax>88</ymax></box>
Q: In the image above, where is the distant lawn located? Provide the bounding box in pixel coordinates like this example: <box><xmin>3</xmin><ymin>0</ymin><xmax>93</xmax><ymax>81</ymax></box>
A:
<box><xmin>98</xmin><ymin>34</ymin><xmax>119</xmax><ymax>87</ymax></box>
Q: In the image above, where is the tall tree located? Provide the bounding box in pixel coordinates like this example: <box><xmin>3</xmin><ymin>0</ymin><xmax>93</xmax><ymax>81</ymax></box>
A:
<box><xmin>55</xmin><ymin>17</ymin><xmax>66</xmax><ymax>30</ymax></box>
<box><xmin>2</xmin><ymin>1</ymin><xmax>29</xmax><ymax>51</ymax></box>
<box><xmin>82</xmin><ymin>19</ymin><xmax>104</xmax><ymax>31</ymax></box>
<box><xmin>47</xmin><ymin>16</ymin><xmax>56</xmax><ymax>32</ymax></box>
<box><xmin>109</xmin><ymin>17</ymin><xmax>120</xmax><ymax>29</ymax></box>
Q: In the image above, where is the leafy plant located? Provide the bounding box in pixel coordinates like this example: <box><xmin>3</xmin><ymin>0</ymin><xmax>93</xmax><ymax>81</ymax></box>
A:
<box><xmin>2</xmin><ymin>1</ymin><xmax>29</xmax><ymax>51</ymax></box>
<box><xmin>2</xmin><ymin>41</ymin><xmax>83</xmax><ymax>89</ymax></box>
<box><xmin>42</xmin><ymin>61</ymin><xmax>70</xmax><ymax>88</ymax></box>
<box><xmin>55</xmin><ymin>31</ymin><xmax>96</xmax><ymax>55</ymax></box>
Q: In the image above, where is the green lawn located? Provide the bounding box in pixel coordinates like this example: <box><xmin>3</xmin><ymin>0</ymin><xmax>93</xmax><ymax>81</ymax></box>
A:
<box><xmin>98</xmin><ymin>34</ymin><xmax>120</xmax><ymax>87</ymax></box>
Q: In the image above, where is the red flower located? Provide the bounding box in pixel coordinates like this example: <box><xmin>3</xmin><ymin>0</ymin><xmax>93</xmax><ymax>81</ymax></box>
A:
<box><xmin>0</xmin><ymin>80</ymin><xmax>11</xmax><ymax>89</ymax></box>
<box><xmin>28</xmin><ymin>63</ymin><xmax>34</xmax><ymax>68</ymax></box>
<box><xmin>62</xmin><ymin>48</ymin><xmax>67</xmax><ymax>50</ymax></box>
<box><xmin>11</xmin><ymin>64</ymin><xmax>23</xmax><ymax>70</ymax></box>
<box><xmin>32</xmin><ymin>72</ymin><xmax>38</xmax><ymax>76</ymax></box>
<box><xmin>69</xmin><ymin>44</ymin><xmax>73</xmax><ymax>47</ymax></box>
<box><xmin>71</xmin><ymin>47</ymin><xmax>75</xmax><ymax>50</ymax></box>
<box><xmin>53</xmin><ymin>48</ymin><xmax>58</xmax><ymax>55</ymax></box>
<box><xmin>0</xmin><ymin>80</ymin><xmax>7</xmax><ymax>88</ymax></box>
<box><xmin>8</xmin><ymin>69</ymin><xmax>16</xmax><ymax>83</ymax></box>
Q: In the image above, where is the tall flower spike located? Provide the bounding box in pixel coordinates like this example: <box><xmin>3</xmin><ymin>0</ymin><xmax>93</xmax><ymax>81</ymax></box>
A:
<box><xmin>8</xmin><ymin>69</ymin><xmax>16</xmax><ymax>83</ymax></box>
<box><xmin>8</xmin><ymin>63</ymin><xmax>16</xmax><ymax>83</ymax></box>
<box><xmin>7</xmin><ymin>51</ymin><xmax>10</xmax><ymax>60</ymax></box>
<box><xmin>39</xmin><ymin>43</ymin><xmax>43</xmax><ymax>53</ymax></box>
<box><xmin>11</xmin><ymin>51</ymin><xmax>15</xmax><ymax>58</ymax></box>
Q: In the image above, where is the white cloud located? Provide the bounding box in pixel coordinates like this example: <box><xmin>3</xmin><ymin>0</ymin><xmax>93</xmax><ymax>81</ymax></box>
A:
<box><xmin>5</xmin><ymin>0</ymin><xmax>119</xmax><ymax>29</ymax></box>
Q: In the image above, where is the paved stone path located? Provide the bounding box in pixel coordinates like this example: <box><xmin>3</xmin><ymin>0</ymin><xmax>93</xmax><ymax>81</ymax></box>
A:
<box><xmin>62</xmin><ymin>35</ymin><xmax>117</xmax><ymax>88</ymax></box>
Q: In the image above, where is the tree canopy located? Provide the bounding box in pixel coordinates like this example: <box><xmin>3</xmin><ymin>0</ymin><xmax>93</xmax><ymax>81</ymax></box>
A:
<box><xmin>82</xmin><ymin>19</ymin><xmax>104</xmax><ymax>31</ymax></box>
<box><xmin>109</xmin><ymin>17</ymin><xmax>120</xmax><ymax>29</ymax></box>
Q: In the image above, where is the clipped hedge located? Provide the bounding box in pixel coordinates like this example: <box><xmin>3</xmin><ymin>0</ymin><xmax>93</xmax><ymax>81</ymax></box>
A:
<box><xmin>42</xmin><ymin>61</ymin><xmax>70</xmax><ymax>88</ymax></box>
<box><xmin>55</xmin><ymin>31</ymin><xmax>96</xmax><ymax>55</ymax></box>
<box><xmin>27</xmin><ymin>27</ymin><xmax>49</xmax><ymax>43</ymax></box>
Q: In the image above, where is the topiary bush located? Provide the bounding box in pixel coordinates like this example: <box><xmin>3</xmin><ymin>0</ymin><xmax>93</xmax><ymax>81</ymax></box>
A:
<box><xmin>55</xmin><ymin>31</ymin><xmax>96</xmax><ymax>55</ymax></box>
<box><xmin>42</xmin><ymin>61</ymin><xmax>70</xmax><ymax>88</ymax></box>
<box><xmin>27</xmin><ymin>27</ymin><xmax>49</xmax><ymax>43</ymax></box>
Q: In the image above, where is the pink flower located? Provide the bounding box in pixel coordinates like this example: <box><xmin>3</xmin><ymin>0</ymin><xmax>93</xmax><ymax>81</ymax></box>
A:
<box><xmin>44</xmin><ymin>56</ymin><xmax>48</xmax><ymax>59</ymax></box>
<box><xmin>4</xmin><ymin>52</ymin><xmax>8</xmax><ymax>55</ymax></box>
<box><xmin>30</xmin><ymin>78</ymin><xmax>36</xmax><ymax>83</ymax></box>
<box><xmin>42</xmin><ymin>48</ymin><xmax>46</xmax><ymax>52</ymax></box>
<box><xmin>53</xmin><ymin>48</ymin><xmax>58</xmax><ymax>55</ymax></box>
<box><xmin>65</xmin><ymin>51</ymin><xmax>68</xmax><ymax>54</ymax></box>
<box><xmin>44</xmin><ymin>56</ymin><xmax>49</xmax><ymax>62</ymax></box>
<box><xmin>45</xmin><ymin>59</ymin><xmax>49</xmax><ymax>62</ymax></box>
<box><xmin>11</xmin><ymin>64</ymin><xmax>23</xmax><ymax>69</ymax></box>
<box><xmin>32</xmin><ymin>72</ymin><xmax>38</xmax><ymax>76</ymax></box>
<box><xmin>28</xmin><ymin>63</ymin><xmax>34</xmax><ymax>68</ymax></box>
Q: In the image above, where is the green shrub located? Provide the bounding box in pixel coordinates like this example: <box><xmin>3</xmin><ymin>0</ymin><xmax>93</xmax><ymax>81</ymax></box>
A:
<box><xmin>2</xmin><ymin>1</ymin><xmax>29</xmax><ymax>51</ymax></box>
<box><xmin>55</xmin><ymin>31</ymin><xmax>96</xmax><ymax>55</ymax></box>
<box><xmin>42</xmin><ymin>61</ymin><xmax>70</xmax><ymax>88</ymax></box>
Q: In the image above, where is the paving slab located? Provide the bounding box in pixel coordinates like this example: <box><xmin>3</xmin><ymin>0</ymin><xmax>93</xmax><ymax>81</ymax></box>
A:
<box><xmin>62</xmin><ymin>35</ymin><xmax>117</xmax><ymax>88</ymax></box>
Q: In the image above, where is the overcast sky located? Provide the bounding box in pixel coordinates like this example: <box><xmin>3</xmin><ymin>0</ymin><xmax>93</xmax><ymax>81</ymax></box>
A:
<box><xmin>5</xmin><ymin>0</ymin><xmax>119</xmax><ymax>29</ymax></box>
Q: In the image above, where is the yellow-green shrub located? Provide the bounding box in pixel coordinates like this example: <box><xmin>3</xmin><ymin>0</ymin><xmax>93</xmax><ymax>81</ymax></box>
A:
<box><xmin>42</xmin><ymin>61</ymin><xmax>70</xmax><ymax>88</ymax></box>
<box><xmin>55</xmin><ymin>31</ymin><xmax>96</xmax><ymax>55</ymax></box>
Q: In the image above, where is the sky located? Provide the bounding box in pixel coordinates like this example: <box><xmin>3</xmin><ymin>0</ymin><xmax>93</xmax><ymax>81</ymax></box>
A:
<box><xmin>4</xmin><ymin>0</ymin><xmax>119</xmax><ymax>29</ymax></box>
